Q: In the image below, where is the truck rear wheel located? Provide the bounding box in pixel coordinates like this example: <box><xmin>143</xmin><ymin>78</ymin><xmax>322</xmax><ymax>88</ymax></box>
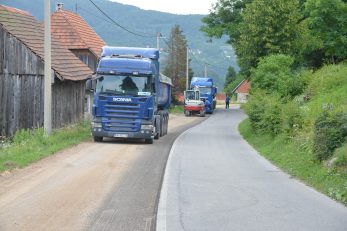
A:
<box><xmin>93</xmin><ymin>136</ymin><xmax>103</xmax><ymax>142</ymax></box>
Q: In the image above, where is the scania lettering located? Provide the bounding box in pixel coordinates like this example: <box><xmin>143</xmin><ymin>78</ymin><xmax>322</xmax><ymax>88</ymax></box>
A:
<box><xmin>113</xmin><ymin>98</ymin><xmax>132</xmax><ymax>102</ymax></box>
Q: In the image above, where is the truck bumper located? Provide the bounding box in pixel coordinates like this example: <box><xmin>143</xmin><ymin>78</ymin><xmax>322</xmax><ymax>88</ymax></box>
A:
<box><xmin>92</xmin><ymin>128</ymin><xmax>154</xmax><ymax>139</ymax></box>
<box><xmin>184</xmin><ymin>105</ymin><xmax>204</xmax><ymax>112</ymax></box>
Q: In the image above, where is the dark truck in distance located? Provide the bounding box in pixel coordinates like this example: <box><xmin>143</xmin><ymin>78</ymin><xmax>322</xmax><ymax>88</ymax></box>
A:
<box><xmin>86</xmin><ymin>46</ymin><xmax>172</xmax><ymax>144</ymax></box>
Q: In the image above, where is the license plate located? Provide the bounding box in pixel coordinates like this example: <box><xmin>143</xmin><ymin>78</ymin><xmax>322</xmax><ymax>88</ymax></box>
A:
<box><xmin>114</xmin><ymin>134</ymin><xmax>128</xmax><ymax>138</ymax></box>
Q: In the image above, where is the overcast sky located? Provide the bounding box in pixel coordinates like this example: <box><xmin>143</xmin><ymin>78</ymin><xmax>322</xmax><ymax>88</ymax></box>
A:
<box><xmin>110</xmin><ymin>0</ymin><xmax>217</xmax><ymax>15</ymax></box>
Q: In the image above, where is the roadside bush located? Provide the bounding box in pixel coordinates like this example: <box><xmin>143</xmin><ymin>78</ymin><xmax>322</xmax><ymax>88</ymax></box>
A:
<box><xmin>333</xmin><ymin>142</ymin><xmax>347</xmax><ymax>169</ymax></box>
<box><xmin>313</xmin><ymin>111</ymin><xmax>347</xmax><ymax>161</ymax></box>
<box><xmin>244</xmin><ymin>90</ymin><xmax>266</xmax><ymax>132</ymax></box>
<box><xmin>282</xmin><ymin>101</ymin><xmax>303</xmax><ymax>136</ymax></box>
<box><xmin>245</xmin><ymin>91</ymin><xmax>282</xmax><ymax>135</ymax></box>
<box><xmin>261</xmin><ymin>94</ymin><xmax>282</xmax><ymax>135</ymax></box>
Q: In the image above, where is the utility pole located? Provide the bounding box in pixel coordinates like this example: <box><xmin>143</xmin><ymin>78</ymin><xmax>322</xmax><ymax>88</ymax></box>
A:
<box><xmin>44</xmin><ymin>0</ymin><xmax>52</xmax><ymax>135</ymax></box>
<box><xmin>157</xmin><ymin>32</ymin><xmax>161</xmax><ymax>50</ymax></box>
<box><xmin>186</xmin><ymin>46</ymin><xmax>189</xmax><ymax>90</ymax></box>
<box><xmin>204</xmin><ymin>63</ymin><xmax>207</xmax><ymax>77</ymax></box>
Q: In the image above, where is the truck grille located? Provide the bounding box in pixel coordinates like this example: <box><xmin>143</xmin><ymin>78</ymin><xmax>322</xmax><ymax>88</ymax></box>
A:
<box><xmin>103</xmin><ymin>102</ymin><xmax>141</xmax><ymax>132</ymax></box>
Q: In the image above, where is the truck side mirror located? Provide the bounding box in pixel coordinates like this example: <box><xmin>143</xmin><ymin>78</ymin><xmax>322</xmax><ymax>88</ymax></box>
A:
<box><xmin>86</xmin><ymin>79</ymin><xmax>93</xmax><ymax>91</ymax></box>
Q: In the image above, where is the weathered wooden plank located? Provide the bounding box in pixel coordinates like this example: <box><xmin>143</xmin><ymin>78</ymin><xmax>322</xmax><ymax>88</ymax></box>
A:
<box><xmin>6</xmin><ymin>74</ymin><xmax>14</xmax><ymax>136</ymax></box>
<box><xmin>0</xmin><ymin>74</ymin><xmax>4</xmax><ymax>135</ymax></box>
<box><xmin>12</xmin><ymin>75</ymin><xmax>21</xmax><ymax>132</ymax></box>
<box><xmin>0</xmin><ymin>28</ymin><xmax>4</xmax><ymax>73</ymax></box>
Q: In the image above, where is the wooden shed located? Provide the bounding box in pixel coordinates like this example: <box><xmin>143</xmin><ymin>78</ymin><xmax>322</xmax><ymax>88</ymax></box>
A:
<box><xmin>0</xmin><ymin>5</ymin><xmax>93</xmax><ymax>136</ymax></box>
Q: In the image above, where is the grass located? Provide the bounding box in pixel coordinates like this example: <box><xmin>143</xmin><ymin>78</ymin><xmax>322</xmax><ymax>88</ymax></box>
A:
<box><xmin>239</xmin><ymin>119</ymin><xmax>347</xmax><ymax>205</ymax></box>
<box><xmin>169</xmin><ymin>105</ymin><xmax>184</xmax><ymax>114</ymax></box>
<box><xmin>0</xmin><ymin>122</ymin><xmax>91</xmax><ymax>172</ymax></box>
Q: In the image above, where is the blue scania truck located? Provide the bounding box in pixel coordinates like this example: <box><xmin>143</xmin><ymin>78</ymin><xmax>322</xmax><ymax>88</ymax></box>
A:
<box><xmin>190</xmin><ymin>77</ymin><xmax>217</xmax><ymax>114</ymax></box>
<box><xmin>87</xmin><ymin>46</ymin><xmax>172</xmax><ymax>144</ymax></box>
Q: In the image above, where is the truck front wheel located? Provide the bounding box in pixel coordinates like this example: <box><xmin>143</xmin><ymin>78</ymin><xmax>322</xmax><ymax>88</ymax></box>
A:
<box><xmin>93</xmin><ymin>136</ymin><xmax>103</xmax><ymax>142</ymax></box>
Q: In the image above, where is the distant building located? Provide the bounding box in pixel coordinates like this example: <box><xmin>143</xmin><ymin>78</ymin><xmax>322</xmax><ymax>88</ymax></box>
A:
<box><xmin>51</xmin><ymin>3</ymin><xmax>106</xmax><ymax>116</ymax></box>
<box><xmin>0</xmin><ymin>5</ymin><xmax>93</xmax><ymax>136</ymax></box>
<box><xmin>233</xmin><ymin>79</ymin><xmax>250</xmax><ymax>103</ymax></box>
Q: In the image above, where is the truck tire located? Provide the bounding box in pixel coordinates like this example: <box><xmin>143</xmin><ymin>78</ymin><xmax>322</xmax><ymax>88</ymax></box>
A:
<box><xmin>93</xmin><ymin>136</ymin><xmax>103</xmax><ymax>142</ymax></box>
<box><xmin>160</xmin><ymin>116</ymin><xmax>164</xmax><ymax>137</ymax></box>
<box><xmin>164</xmin><ymin>114</ymin><xmax>168</xmax><ymax>135</ymax></box>
<box><xmin>200</xmin><ymin>109</ymin><xmax>205</xmax><ymax>117</ymax></box>
<box><xmin>145</xmin><ymin>138</ymin><xmax>153</xmax><ymax>144</ymax></box>
<box><xmin>185</xmin><ymin>110</ymin><xmax>190</xmax><ymax>117</ymax></box>
<box><xmin>154</xmin><ymin>119</ymin><xmax>160</xmax><ymax>140</ymax></box>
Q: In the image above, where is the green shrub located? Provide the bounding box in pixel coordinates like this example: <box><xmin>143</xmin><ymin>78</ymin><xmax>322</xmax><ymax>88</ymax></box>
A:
<box><xmin>245</xmin><ymin>91</ymin><xmax>283</xmax><ymax>135</ymax></box>
<box><xmin>261</xmin><ymin>95</ymin><xmax>283</xmax><ymax>135</ymax></box>
<box><xmin>244</xmin><ymin>90</ymin><xmax>266</xmax><ymax>132</ymax></box>
<box><xmin>333</xmin><ymin>143</ymin><xmax>347</xmax><ymax>168</ymax></box>
<box><xmin>282</xmin><ymin>101</ymin><xmax>303</xmax><ymax>135</ymax></box>
<box><xmin>313</xmin><ymin>111</ymin><xmax>347</xmax><ymax>161</ymax></box>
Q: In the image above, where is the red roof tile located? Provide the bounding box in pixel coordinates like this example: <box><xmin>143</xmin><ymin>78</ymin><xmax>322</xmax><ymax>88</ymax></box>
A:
<box><xmin>236</xmin><ymin>80</ymin><xmax>250</xmax><ymax>93</ymax></box>
<box><xmin>0</xmin><ymin>5</ymin><xmax>92</xmax><ymax>81</ymax></box>
<box><xmin>51</xmin><ymin>9</ymin><xmax>105</xmax><ymax>58</ymax></box>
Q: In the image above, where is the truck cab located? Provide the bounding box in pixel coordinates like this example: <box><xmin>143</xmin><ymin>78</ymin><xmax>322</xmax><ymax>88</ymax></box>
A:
<box><xmin>87</xmin><ymin>47</ymin><xmax>172</xmax><ymax>144</ymax></box>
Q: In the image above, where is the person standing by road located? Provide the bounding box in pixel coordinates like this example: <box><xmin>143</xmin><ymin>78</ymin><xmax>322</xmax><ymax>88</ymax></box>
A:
<box><xmin>225</xmin><ymin>95</ymin><xmax>230</xmax><ymax>109</ymax></box>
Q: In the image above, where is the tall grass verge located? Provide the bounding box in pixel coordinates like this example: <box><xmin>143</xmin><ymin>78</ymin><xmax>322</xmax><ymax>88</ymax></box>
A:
<box><xmin>0</xmin><ymin>122</ymin><xmax>91</xmax><ymax>172</ymax></box>
<box><xmin>239</xmin><ymin>119</ymin><xmax>347</xmax><ymax>205</ymax></box>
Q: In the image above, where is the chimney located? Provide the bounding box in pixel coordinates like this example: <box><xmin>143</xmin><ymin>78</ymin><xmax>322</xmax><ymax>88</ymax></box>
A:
<box><xmin>56</xmin><ymin>3</ymin><xmax>64</xmax><ymax>11</ymax></box>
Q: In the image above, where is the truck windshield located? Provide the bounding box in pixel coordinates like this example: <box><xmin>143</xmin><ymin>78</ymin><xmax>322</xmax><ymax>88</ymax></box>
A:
<box><xmin>96</xmin><ymin>75</ymin><xmax>152</xmax><ymax>96</ymax></box>
<box><xmin>198</xmin><ymin>87</ymin><xmax>212</xmax><ymax>95</ymax></box>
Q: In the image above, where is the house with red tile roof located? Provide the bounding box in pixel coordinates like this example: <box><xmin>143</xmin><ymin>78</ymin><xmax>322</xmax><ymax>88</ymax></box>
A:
<box><xmin>0</xmin><ymin>5</ymin><xmax>93</xmax><ymax>136</ymax></box>
<box><xmin>51</xmin><ymin>3</ymin><xmax>106</xmax><ymax>72</ymax></box>
<box><xmin>233</xmin><ymin>79</ymin><xmax>250</xmax><ymax>103</ymax></box>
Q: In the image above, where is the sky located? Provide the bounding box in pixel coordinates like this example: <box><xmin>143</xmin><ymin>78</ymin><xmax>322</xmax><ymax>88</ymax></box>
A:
<box><xmin>110</xmin><ymin>0</ymin><xmax>218</xmax><ymax>15</ymax></box>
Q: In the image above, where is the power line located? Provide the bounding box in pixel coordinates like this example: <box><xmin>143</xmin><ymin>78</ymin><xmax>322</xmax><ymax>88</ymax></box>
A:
<box><xmin>78</xmin><ymin>6</ymin><xmax>114</xmax><ymax>25</ymax></box>
<box><xmin>188</xmin><ymin>49</ymin><xmax>227</xmax><ymax>71</ymax></box>
<box><xmin>87</xmin><ymin>0</ymin><xmax>156</xmax><ymax>38</ymax></box>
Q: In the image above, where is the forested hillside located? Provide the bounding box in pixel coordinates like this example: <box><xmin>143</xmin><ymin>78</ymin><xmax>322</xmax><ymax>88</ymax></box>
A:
<box><xmin>1</xmin><ymin>0</ymin><xmax>239</xmax><ymax>88</ymax></box>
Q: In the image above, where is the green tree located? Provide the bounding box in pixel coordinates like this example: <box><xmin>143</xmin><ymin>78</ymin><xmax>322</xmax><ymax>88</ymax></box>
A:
<box><xmin>251</xmin><ymin>54</ymin><xmax>304</xmax><ymax>98</ymax></box>
<box><xmin>201</xmin><ymin>0</ymin><xmax>252</xmax><ymax>45</ymax></box>
<box><xmin>224</xmin><ymin>66</ymin><xmax>237</xmax><ymax>90</ymax></box>
<box><xmin>305</xmin><ymin>0</ymin><xmax>347</xmax><ymax>64</ymax></box>
<box><xmin>237</xmin><ymin>0</ymin><xmax>309</xmax><ymax>74</ymax></box>
<box><xmin>163</xmin><ymin>25</ymin><xmax>193</xmax><ymax>99</ymax></box>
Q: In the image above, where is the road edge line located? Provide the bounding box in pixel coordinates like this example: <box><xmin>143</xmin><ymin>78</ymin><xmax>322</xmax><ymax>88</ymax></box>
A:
<box><xmin>155</xmin><ymin>125</ymin><xmax>197</xmax><ymax>231</ymax></box>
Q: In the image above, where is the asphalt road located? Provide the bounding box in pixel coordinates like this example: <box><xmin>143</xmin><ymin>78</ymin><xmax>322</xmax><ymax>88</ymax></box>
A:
<box><xmin>156</xmin><ymin>106</ymin><xmax>347</xmax><ymax>231</ymax></box>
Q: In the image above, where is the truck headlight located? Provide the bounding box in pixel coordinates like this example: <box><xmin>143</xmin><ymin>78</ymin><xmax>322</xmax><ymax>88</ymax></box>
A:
<box><xmin>141</xmin><ymin>125</ymin><xmax>153</xmax><ymax>130</ymax></box>
<box><xmin>92</xmin><ymin>122</ymin><xmax>102</xmax><ymax>128</ymax></box>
